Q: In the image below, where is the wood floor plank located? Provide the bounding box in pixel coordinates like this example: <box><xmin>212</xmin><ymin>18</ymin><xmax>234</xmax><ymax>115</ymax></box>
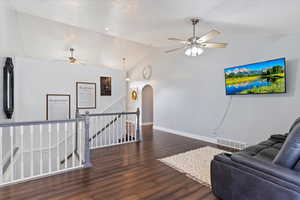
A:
<box><xmin>0</xmin><ymin>126</ymin><xmax>225</xmax><ymax>200</ymax></box>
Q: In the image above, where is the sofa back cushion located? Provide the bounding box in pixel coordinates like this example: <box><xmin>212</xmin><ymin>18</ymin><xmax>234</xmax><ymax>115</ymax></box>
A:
<box><xmin>273</xmin><ymin>123</ymin><xmax>300</xmax><ymax>168</ymax></box>
<box><xmin>289</xmin><ymin>117</ymin><xmax>300</xmax><ymax>133</ymax></box>
<box><xmin>293</xmin><ymin>160</ymin><xmax>300</xmax><ymax>172</ymax></box>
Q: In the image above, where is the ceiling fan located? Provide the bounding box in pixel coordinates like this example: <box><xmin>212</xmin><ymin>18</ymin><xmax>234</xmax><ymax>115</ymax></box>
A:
<box><xmin>54</xmin><ymin>48</ymin><xmax>86</xmax><ymax>65</ymax></box>
<box><xmin>166</xmin><ymin>18</ymin><xmax>228</xmax><ymax>56</ymax></box>
<box><xmin>67</xmin><ymin>48</ymin><xmax>86</xmax><ymax>64</ymax></box>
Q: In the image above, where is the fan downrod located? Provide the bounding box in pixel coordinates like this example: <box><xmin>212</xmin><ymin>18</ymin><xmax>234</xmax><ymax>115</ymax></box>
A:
<box><xmin>190</xmin><ymin>18</ymin><xmax>200</xmax><ymax>26</ymax></box>
<box><xmin>189</xmin><ymin>18</ymin><xmax>200</xmax><ymax>38</ymax></box>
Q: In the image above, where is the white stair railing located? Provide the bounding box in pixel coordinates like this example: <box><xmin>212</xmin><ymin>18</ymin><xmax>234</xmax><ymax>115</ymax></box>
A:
<box><xmin>0</xmin><ymin>96</ymin><xmax>141</xmax><ymax>187</ymax></box>
<box><xmin>0</xmin><ymin>118</ymin><xmax>86</xmax><ymax>187</ymax></box>
<box><xmin>76</xmin><ymin>95</ymin><xmax>129</xmax><ymax>149</ymax></box>
<box><xmin>83</xmin><ymin>108</ymin><xmax>141</xmax><ymax>149</ymax></box>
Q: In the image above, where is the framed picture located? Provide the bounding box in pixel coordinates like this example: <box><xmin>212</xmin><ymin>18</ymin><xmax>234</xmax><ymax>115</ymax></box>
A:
<box><xmin>100</xmin><ymin>77</ymin><xmax>112</xmax><ymax>96</ymax></box>
<box><xmin>76</xmin><ymin>82</ymin><xmax>96</xmax><ymax>109</ymax></box>
<box><xmin>46</xmin><ymin>94</ymin><xmax>71</xmax><ymax>120</ymax></box>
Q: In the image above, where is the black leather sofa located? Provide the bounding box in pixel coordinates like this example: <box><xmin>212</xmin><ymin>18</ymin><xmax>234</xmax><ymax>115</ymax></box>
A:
<box><xmin>211</xmin><ymin>119</ymin><xmax>300</xmax><ymax>200</ymax></box>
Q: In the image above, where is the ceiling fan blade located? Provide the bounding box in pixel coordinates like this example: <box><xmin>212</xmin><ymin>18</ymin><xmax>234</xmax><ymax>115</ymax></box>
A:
<box><xmin>78</xmin><ymin>60</ymin><xmax>87</xmax><ymax>65</ymax></box>
<box><xmin>197</xmin><ymin>30</ymin><xmax>220</xmax><ymax>43</ymax></box>
<box><xmin>168</xmin><ymin>38</ymin><xmax>188</xmax><ymax>44</ymax></box>
<box><xmin>165</xmin><ymin>47</ymin><xmax>185</xmax><ymax>53</ymax></box>
<box><xmin>52</xmin><ymin>59</ymin><xmax>69</xmax><ymax>63</ymax></box>
<box><xmin>200</xmin><ymin>42</ymin><xmax>228</xmax><ymax>48</ymax></box>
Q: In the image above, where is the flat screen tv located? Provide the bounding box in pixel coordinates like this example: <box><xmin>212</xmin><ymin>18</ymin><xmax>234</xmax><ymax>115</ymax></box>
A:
<box><xmin>224</xmin><ymin>58</ymin><xmax>286</xmax><ymax>95</ymax></box>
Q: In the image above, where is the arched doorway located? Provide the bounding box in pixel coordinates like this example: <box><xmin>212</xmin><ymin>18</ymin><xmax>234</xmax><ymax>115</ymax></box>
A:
<box><xmin>142</xmin><ymin>85</ymin><xmax>153</xmax><ymax>127</ymax></box>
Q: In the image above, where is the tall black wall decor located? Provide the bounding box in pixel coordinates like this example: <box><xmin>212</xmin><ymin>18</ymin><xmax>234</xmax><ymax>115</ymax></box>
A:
<box><xmin>3</xmin><ymin>57</ymin><xmax>14</xmax><ymax>119</ymax></box>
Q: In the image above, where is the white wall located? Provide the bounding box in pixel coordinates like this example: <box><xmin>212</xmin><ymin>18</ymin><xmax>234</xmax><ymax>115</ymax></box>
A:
<box><xmin>129</xmin><ymin>34</ymin><xmax>300</xmax><ymax>145</ymax></box>
<box><xmin>0</xmin><ymin>0</ymin><xmax>20</xmax><ymax>57</ymax></box>
<box><xmin>14</xmin><ymin>57</ymin><xmax>125</xmax><ymax>121</ymax></box>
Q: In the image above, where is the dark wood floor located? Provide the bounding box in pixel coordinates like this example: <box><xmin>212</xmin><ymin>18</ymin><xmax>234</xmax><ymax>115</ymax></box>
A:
<box><xmin>0</xmin><ymin>126</ymin><xmax>228</xmax><ymax>200</ymax></box>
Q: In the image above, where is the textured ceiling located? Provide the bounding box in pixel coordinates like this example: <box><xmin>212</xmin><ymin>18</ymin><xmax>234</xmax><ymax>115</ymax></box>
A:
<box><xmin>10</xmin><ymin>0</ymin><xmax>300</xmax><ymax>47</ymax></box>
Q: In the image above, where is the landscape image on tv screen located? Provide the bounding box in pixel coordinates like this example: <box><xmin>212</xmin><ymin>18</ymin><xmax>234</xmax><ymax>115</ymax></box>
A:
<box><xmin>224</xmin><ymin>58</ymin><xmax>286</xmax><ymax>95</ymax></box>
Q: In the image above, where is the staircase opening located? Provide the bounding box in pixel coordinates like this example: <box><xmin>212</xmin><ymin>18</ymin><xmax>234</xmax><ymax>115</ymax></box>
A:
<box><xmin>142</xmin><ymin>85</ymin><xmax>153</xmax><ymax>127</ymax></box>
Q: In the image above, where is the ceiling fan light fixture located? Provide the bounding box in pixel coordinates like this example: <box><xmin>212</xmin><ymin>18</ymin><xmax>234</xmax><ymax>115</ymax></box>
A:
<box><xmin>197</xmin><ymin>47</ymin><xmax>204</xmax><ymax>55</ymax></box>
<box><xmin>192</xmin><ymin>46</ymin><xmax>198</xmax><ymax>54</ymax></box>
<box><xmin>69</xmin><ymin>57</ymin><xmax>77</xmax><ymax>64</ymax></box>
<box><xmin>185</xmin><ymin>47</ymin><xmax>192</xmax><ymax>56</ymax></box>
<box><xmin>185</xmin><ymin>45</ymin><xmax>203</xmax><ymax>57</ymax></box>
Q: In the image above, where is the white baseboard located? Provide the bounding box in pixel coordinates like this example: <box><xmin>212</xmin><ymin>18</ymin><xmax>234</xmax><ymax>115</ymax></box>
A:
<box><xmin>142</xmin><ymin>122</ymin><xmax>153</xmax><ymax>126</ymax></box>
<box><xmin>153</xmin><ymin>125</ymin><xmax>218</xmax><ymax>144</ymax></box>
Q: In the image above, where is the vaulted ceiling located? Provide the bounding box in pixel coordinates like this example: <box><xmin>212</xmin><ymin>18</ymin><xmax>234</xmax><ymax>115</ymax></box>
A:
<box><xmin>10</xmin><ymin>0</ymin><xmax>300</xmax><ymax>47</ymax></box>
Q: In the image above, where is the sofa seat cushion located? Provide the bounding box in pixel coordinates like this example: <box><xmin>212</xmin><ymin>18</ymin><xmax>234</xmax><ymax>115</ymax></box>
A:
<box><xmin>238</xmin><ymin>137</ymin><xmax>285</xmax><ymax>162</ymax></box>
<box><xmin>259</xmin><ymin>140</ymin><xmax>279</xmax><ymax>147</ymax></box>
<box><xmin>254</xmin><ymin>148</ymin><xmax>280</xmax><ymax>162</ymax></box>
<box><xmin>273</xmin><ymin>143</ymin><xmax>283</xmax><ymax>150</ymax></box>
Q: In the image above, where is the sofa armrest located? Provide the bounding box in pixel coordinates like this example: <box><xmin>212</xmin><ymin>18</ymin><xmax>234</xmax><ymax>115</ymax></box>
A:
<box><xmin>231</xmin><ymin>153</ymin><xmax>300</xmax><ymax>187</ymax></box>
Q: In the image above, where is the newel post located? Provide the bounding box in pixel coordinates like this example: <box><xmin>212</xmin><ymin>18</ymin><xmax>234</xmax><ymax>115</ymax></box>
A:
<box><xmin>75</xmin><ymin>109</ymin><xmax>80</xmax><ymax>153</ymax></box>
<box><xmin>136</xmin><ymin>108</ymin><xmax>142</xmax><ymax>142</ymax></box>
<box><xmin>83</xmin><ymin>111</ymin><xmax>92</xmax><ymax>168</ymax></box>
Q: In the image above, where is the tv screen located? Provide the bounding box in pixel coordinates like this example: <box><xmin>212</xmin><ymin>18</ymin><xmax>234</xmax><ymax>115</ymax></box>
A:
<box><xmin>224</xmin><ymin>58</ymin><xmax>286</xmax><ymax>95</ymax></box>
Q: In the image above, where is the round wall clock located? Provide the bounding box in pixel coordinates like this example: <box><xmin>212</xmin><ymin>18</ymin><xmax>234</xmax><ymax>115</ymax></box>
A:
<box><xmin>143</xmin><ymin>65</ymin><xmax>152</xmax><ymax>80</ymax></box>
